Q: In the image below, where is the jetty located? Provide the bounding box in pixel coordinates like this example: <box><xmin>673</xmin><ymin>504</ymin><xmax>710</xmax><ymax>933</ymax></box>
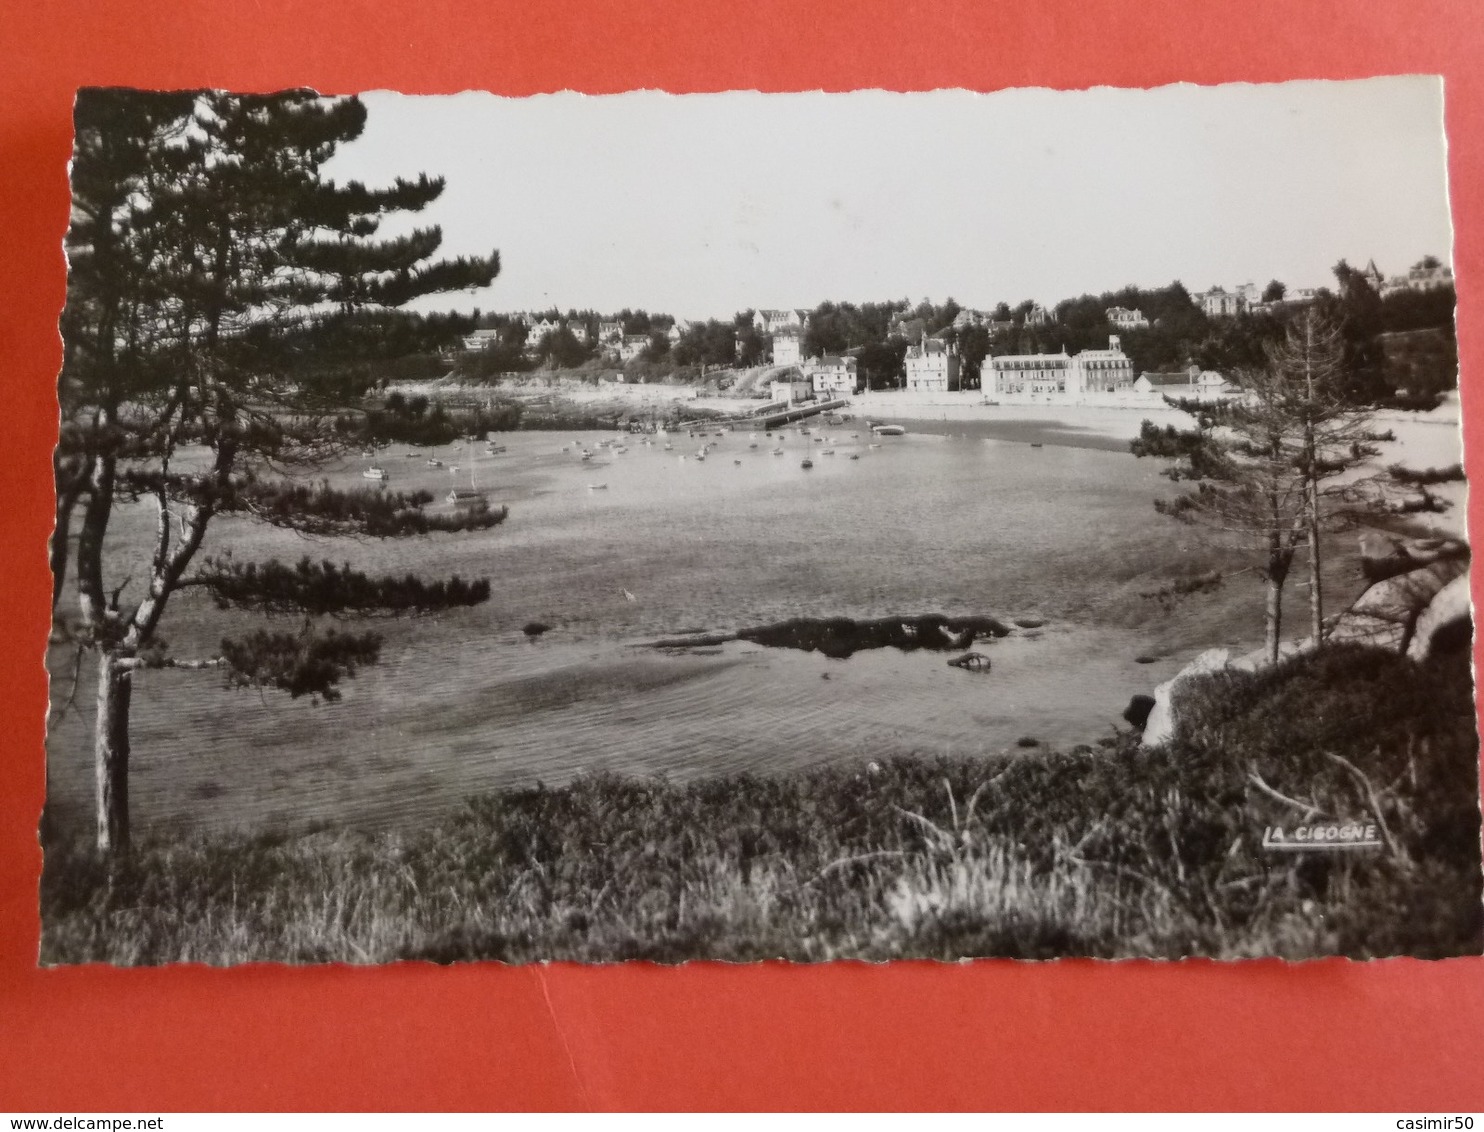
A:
<box><xmin>676</xmin><ymin>398</ymin><xmax>849</xmax><ymax>432</ymax></box>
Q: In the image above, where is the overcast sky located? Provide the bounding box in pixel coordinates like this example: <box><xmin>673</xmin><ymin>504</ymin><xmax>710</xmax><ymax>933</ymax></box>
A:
<box><xmin>324</xmin><ymin>77</ymin><xmax>1453</xmax><ymax>321</ymax></box>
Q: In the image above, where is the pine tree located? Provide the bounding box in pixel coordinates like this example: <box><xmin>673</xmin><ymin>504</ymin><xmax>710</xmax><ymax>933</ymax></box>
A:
<box><xmin>1131</xmin><ymin>312</ymin><xmax>1386</xmax><ymax>662</ymax></box>
<box><xmin>56</xmin><ymin>89</ymin><xmax>502</xmax><ymax>855</ymax></box>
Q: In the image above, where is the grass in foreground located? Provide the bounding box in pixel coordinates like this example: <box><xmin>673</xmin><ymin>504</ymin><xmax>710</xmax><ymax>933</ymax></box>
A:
<box><xmin>39</xmin><ymin>645</ymin><xmax>1482</xmax><ymax>965</ymax></box>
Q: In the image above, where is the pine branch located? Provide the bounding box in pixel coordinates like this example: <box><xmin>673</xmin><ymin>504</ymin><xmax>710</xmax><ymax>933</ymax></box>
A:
<box><xmin>193</xmin><ymin>555</ymin><xmax>492</xmax><ymax>616</ymax></box>
<box><xmin>219</xmin><ymin>625</ymin><xmax>382</xmax><ymax>701</ymax></box>
<box><xmin>116</xmin><ymin>471</ymin><xmax>508</xmax><ymax>537</ymax></box>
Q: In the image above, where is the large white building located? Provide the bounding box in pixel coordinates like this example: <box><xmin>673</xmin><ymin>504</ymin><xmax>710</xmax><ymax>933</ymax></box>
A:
<box><xmin>754</xmin><ymin>308</ymin><xmax>809</xmax><ymax>335</ymax></box>
<box><xmin>990</xmin><ymin>350</ymin><xmax>1071</xmax><ymax>395</ymax></box>
<box><xmin>803</xmin><ymin>355</ymin><xmax>858</xmax><ymax>397</ymax></box>
<box><xmin>904</xmin><ymin>335</ymin><xmax>959</xmax><ymax>392</ymax></box>
<box><xmin>1073</xmin><ymin>336</ymin><xmax>1135</xmax><ymax>393</ymax></box>
<box><xmin>988</xmin><ymin>336</ymin><xmax>1133</xmax><ymax>397</ymax></box>
<box><xmin>772</xmin><ymin>331</ymin><xmax>802</xmax><ymax>366</ymax></box>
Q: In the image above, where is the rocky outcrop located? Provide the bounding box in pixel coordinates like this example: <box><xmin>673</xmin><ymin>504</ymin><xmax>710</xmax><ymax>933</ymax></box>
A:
<box><xmin>1137</xmin><ymin>537</ymin><xmax>1471</xmax><ymax>748</ymax></box>
<box><xmin>1331</xmin><ymin>552</ymin><xmax>1469</xmax><ymax>654</ymax></box>
<box><xmin>1406</xmin><ymin>573</ymin><xmax>1473</xmax><ymax>660</ymax></box>
<box><xmin>1358</xmin><ymin>532</ymin><xmax>1468</xmax><ymax>584</ymax></box>
<box><xmin>1140</xmin><ymin>648</ymin><xmax>1231</xmax><ymax>747</ymax></box>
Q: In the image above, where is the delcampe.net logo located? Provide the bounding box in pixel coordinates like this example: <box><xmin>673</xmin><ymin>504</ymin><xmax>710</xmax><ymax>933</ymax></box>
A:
<box><xmin>1262</xmin><ymin>822</ymin><xmax>1385</xmax><ymax>852</ymax></box>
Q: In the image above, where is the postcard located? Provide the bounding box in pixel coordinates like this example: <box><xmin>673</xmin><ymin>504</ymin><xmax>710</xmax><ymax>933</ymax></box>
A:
<box><xmin>42</xmin><ymin>78</ymin><xmax>1479</xmax><ymax>964</ymax></box>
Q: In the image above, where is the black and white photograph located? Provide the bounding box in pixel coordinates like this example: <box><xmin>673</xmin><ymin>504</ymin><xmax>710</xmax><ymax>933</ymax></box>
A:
<box><xmin>42</xmin><ymin>77</ymin><xmax>1481</xmax><ymax>965</ymax></box>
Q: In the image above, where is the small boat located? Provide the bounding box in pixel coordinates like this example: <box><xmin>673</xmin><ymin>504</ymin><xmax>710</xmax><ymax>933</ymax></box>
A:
<box><xmin>486</xmin><ymin>444</ymin><xmax>507</xmax><ymax>455</ymax></box>
<box><xmin>813</xmin><ymin>436</ymin><xmax>824</xmax><ymax>444</ymax></box>
<box><xmin>868</xmin><ymin>443</ymin><xmax>882</xmax><ymax>449</ymax></box>
<box><xmin>749</xmin><ymin>443</ymin><xmax>758</xmax><ymax>449</ymax></box>
<box><xmin>849</xmin><ymin>453</ymin><xmax>860</xmax><ymax>460</ymax></box>
<box><xmin>447</xmin><ymin>488</ymin><xmax>484</xmax><ymax>505</ymax></box>
<box><xmin>362</xmin><ymin>466</ymin><xmax>388</xmax><ymax>481</ymax></box>
<box><xmin>588</xmin><ymin>483</ymin><xmax>608</xmax><ymax>491</ymax></box>
<box><xmin>1030</xmin><ymin>442</ymin><xmax>1044</xmax><ymax>448</ymax></box>
<box><xmin>772</xmin><ymin>448</ymin><xmax>784</xmax><ymax>456</ymax></box>
<box><xmin>405</xmin><ymin>452</ymin><xmax>419</xmax><ymax>459</ymax></box>
<box><xmin>581</xmin><ymin>451</ymin><xmax>594</xmax><ymax>461</ymax></box>
<box><xmin>663</xmin><ymin>443</ymin><xmax>674</xmax><ymax>451</ymax></box>
<box><xmin>871</xmin><ymin>424</ymin><xmax>906</xmax><ymax>437</ymax></box>
<box><xmin>822</xmin><ymin>449</ymin><xmax>835</xmax><ymax>456</ymax></box>
<box><xmin>800</xmin><ymin>458</ymin><xmax>814</xmax><ymax>469</ymax></box>
<box><xmin>360</xmin><ymin>449</ymin><xmax>376</xmax><ymax>458</ymax></box>
<box><xmin>426</xmin><ymin>458</ymin><xmax>443</xmax><ymax>468</ymax></box>
<box><xmin>695</xmin><ymin>453</ymin><xmax>706</xmax><ymax>462</ymax></box>
<box><xmin>733</xmin><ymin>459</ymin><xmax>742</xmax><ymax>466</ymax></box>
<box><xmin>449</xmin><ymin>465</ymin><xmax>459</xmax><ymax>475</ymax></box>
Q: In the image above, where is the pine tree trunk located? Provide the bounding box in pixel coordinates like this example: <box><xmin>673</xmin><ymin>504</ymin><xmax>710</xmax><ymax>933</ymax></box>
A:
<box><xmin>94</xmin><ymin>651</ymin><xmax>133</xmax><ymax>855</ymax></box>
<box><xmin>1265</xmin><ymin>573</ymin><xmax>1283</xmax><ymax>665</ymax></box>
<box><xmin>1307</xmin><ymin>494</ymin><xmax>1324</xmax><ymax>647</ymax></box>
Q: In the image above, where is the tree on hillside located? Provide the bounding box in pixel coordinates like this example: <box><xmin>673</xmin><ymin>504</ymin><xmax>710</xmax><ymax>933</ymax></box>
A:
<box><xmin>1131</xmin><ymin>312</ymin><xmax>1384</xmax><ymax>660</ymax></box>
<box><xmin>1263</xmin><ymin>279</ymin><xmax>1287</xmax><ymax>303</ymax></box>
<box><xmin>1320</xmin><ymin>259</ymin><xmax>1389</xmax><ymax>403</ymax></box>
<box><xmin>534</xmin><ymin>326</ymin><xmax>592</xmax><ymax>369</ymax></box>
<box><xmin>56</xmin><ymin>89</ymin><xmax>502</xmax><ymax>855</ymax></box>
<box><xmin>1270</xmin><ymin>312</ymin><xmax>1385</xmax><ymax>641</ymax></box>
<box><xmin>1131</xmin><ymin>382</ymin><xmax>1308</xmax><ymax>663</ymax></box>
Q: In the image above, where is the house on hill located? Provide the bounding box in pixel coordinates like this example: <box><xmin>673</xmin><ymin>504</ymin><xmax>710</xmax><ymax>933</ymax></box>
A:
<box><xmin>1194</xmin><ymin>287</ymin><xmax>1244</xmax><ymax>318</ymax></box>
<box><xmin>461</xmin><ymin>327</ymin><xmax>501</xmax><ymax>351</ymax></box>
<box><xmin>620</xmin><ymin>334</ymin><xmax>649</xmax><ymax>362</ymax></box>
<box><xmin>754</xmin><ymin>309</ymin><xmax>809</xmax><ymax>335</ymax></box>
<box><xmin>1382</xmin><ymin>258</ymin><xmax>1455</xmax><ymax>297</ymax></box>
<box><xmin>1024</xmin><ymin>302</ymin><xmax>1052</xmax><ymax>327</ymax></box>
<box><xmin>1105</xmin><ymin>306</ymin><xmax>1148</xmax><ymax>330</ymax></box>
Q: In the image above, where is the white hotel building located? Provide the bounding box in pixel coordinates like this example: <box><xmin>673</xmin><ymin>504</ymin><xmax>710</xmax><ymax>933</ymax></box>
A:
<box><xmin>989</xmin><ymin>335</ymin><xmax>1134</xmax><ymax>397</ymax></box>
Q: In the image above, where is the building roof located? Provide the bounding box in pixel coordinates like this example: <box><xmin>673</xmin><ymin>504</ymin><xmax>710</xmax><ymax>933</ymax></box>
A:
<box><xmin>1140</xmin><ymin>371</ymin><xmax>1197</xmax><ymax>386</ymax></box>
<box><xmin>908</xmin><ymin>338</ymin><xmax>951</xmax><ymax>357</ymax></box>
<box><xmin>989</xmin><ymin>351</ymin><xmax>1071</xmax><ymax>364</ymax></box>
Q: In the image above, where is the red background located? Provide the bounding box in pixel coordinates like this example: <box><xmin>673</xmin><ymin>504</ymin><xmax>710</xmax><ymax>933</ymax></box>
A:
<box><xmin>4</xmin><ymin>0</ymin><xmax>1484</xmax><ymax>1111</ymax></box>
